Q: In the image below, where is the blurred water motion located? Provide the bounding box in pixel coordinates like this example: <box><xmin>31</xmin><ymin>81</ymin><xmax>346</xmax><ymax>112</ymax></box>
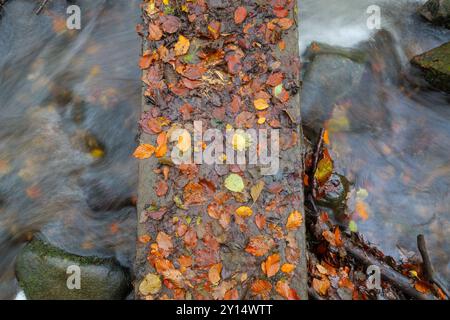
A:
<box><xmin>0</xmin><ymin>0</ymin><xmax>141</xmax><ymax>298</ymax></box>
<box><xmin>301</xmin><ymin>0</ymin><xmax>450</xmax><ymax>279</ymax></box>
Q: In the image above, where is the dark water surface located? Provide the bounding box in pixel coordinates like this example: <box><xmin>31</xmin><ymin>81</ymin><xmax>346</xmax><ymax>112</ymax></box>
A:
<box><xmin>0</xmin><ymin>0</ymin><xmax>141</xmax><ymax>298</ymax></box>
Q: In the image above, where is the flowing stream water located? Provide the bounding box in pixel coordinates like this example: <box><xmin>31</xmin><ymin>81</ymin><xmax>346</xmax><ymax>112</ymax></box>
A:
<box><xmin>301</xmin><ymin>0</ymin><xmax>450</xmax><ymax>280</ymax></box>
<box><xmin>0</xmin><ymin>0</ymin><xmax>448</xmax><ymax>299</ymax></box>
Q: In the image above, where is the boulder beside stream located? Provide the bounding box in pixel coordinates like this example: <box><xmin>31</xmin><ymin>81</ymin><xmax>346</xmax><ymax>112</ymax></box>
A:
<box><xmin>411</xmin><ymin>42</ymin><xmax>450</xmax><ymax>93</ymax></box>
<box><xmin>419</xmin><ymin>0</ymin><xmax>450</xmax><ymax>28</ymax></box>
<box><xmin>16</xmin><ymin>238</ymin><xmax>131</xmax><ymax>300</ymax></box>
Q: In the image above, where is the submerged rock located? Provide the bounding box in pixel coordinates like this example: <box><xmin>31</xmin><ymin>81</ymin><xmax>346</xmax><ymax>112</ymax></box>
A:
<box><xmin>301</xmin><ymin>42</ymin><xmax>366</xmax><ymax>129</ymax></box>
<box><xmin>317</xmin><ymin>173</ymin><xmax>350</xmax><ymax>218</ymax></box>
<box><xmin>16</xmin><ymin>238</ymin><xmax>131</xmax><ymax>300</ymax></box>
<box><xmin>419</xmin><ymin>0</ymin><xmax>450</xmax><ymax>28</ymax></box>
<box><xmin>411</xmin><ymin>42</ymin><xmax>450</xmax><ymax>93</ymax></box>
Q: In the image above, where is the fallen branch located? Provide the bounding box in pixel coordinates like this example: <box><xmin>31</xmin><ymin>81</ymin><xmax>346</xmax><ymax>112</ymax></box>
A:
<box><xmin>417</xmin><ymin>234</ymin><xmax>449</xmax><ymax>298</ymax></box>
<box><xmin>345</xmin><ymin>238</ymin><xmax>435</xmax><ymax>300</ymax></box>
<box><xmin>310</xmin><ymin>128</ymin><xmax>325</xmax><ymax>197</ymax></box>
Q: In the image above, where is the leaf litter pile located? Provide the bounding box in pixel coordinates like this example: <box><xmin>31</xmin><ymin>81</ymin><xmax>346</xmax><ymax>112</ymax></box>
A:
<box><xmin>134</xmin><ymin>0</ymin><xmax>448</xmax><ymax>300</ymax></box>
<box><xmin>135</xmin><ymin>0</ymin><xmax>306</xmax><ymax>300</ymax></box>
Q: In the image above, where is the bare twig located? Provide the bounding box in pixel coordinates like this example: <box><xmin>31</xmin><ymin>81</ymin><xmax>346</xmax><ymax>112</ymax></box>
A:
<box><xmin>35</xmin><ymin>0</ymin><xmax>50</xmax><ymax>15</ymax></box>
<box><xmin>308</xmin><ymin>129</ymin><xmax>325</xmax><ymax>201</ymax></box>
<box><xmin>417</xmin><ymin>234</ymin><xmax>449</xmax><ymax>298</ymax></box>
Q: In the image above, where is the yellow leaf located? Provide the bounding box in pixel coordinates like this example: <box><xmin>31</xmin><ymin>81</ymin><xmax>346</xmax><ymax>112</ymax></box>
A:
<box><xmin>254</xmin><ymin>99</ymin><xmax>269</xmax><ymax>110</ymax></box>
<box><xmin>224</xmin><ymin>173</ymin><xmax>245</xmax><ymax>192</ymax></box>
<box><xmin>174</xmin><ymin>35</ymin><xmax>190</xmax><ymax>56</ymax></box>
<box><xmin>286</xmin><ymin>210</ymin><xmax>303</xmax><ymax>230</ymax></box>
<box><xmin>236</xmin><ymin>206</ymin><xmax>253</xmax><ymax>217</ymax></box>
<box><xmin>139</xmin><ymin>273</ymin><xmax>161</xmax><ymax>296</ymax></box>
<box><xmin>257</xmin><ymin>117</ymin><xmax>266</xmax><ymax>124</ymax></box>
<box><xmin>250</xmin><ymin>180</ymin><xmax>265</xmax><ymax>203</ymax></box>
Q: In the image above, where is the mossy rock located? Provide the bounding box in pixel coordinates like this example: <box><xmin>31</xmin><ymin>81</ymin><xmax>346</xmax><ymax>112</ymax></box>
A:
<box><xmin>16</xmin><ymin>238</ymin><xmax>131</xmax><ymax>300</ymax></box>
<box><xmin>419</xmin><ymin>0</ymin><xmax>450</xmax><ymax>28</ymax></box>
<box><xmin>317</xmin><ymin>173</ymin><xmax>350</xmax><ymax>217</ymax></box>
<box><xmin>411</xmin><ymin>42</ymin><xmax>450</xmax><ymax>93</ymax></box>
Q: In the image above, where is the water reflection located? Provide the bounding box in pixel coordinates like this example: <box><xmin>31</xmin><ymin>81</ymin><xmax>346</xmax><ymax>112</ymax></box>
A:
<box><xmin>0</xmin><ymin>0</ymin><xmax>141</xmax><ymax>298</ymax></box>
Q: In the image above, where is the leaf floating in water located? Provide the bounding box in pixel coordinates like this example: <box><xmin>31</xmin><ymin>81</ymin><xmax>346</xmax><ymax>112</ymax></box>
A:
<box><xmin>224</xmin><ymin>173</ymin><xmax>245</xmax><ymax>193</ymax></box>
<box><xmin>314</xmin><ymin>149</ymin><xmax>333</xmax><ymax>185</ymax></box>
<box><xmin>348</xmin><ymin>220</ymin><xmax>358</xmax><ymax>233</ymax></box>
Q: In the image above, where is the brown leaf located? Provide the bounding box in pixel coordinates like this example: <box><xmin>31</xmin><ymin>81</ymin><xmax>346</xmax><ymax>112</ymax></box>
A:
<box><xmin>183</xmin><ymin>228</ymin><xmax>198</xmax><ymax>249</ymax></box>
<box><xmin>250</xmin><ymin>180</ymin><xmax>265</xmax><ymax>202</ymax></box>
<box><xmin>148</xmin><ymin>23</ymin><xmax>163</xmax><ymax>41</ymax></box>
<box><xmin>183</xmin><ymin>182</ymin><xmax>207</xmax><ymax>205</ymax></box>
<box><xmin>208</xmin><ymin>263</ymin><xmax>222</xmax><ymax>285</ymax></box>
<box><xmin>312</xmin><ymin>276</ymin><xmax>330</xmax><ymax>296</ymax></box>
<box><xmin>266</xmin><ymin>72</ymin><xmax>284</xmax><ymax>86</ymax></box>
<box><xmin>156</xmin><ymin>232</ymin><xmax>173</xmax><ymax>253</ymax></box>
<box><xmin>161</xmin><ymin>15</ymin><xmax>181</xmax><ymax>34</ymax></box>
<box><xmin>208</xmin><ymin>20</ymin><xmax>221</xmax><ymax>39</ymax></box>
<box><xmin>155</xmin><ymin>180</ymin><xmax>168</xmax><ymax>197</ymax></box>
<box><xmin>255</xmin><ymin>214</ymin><xmax>266</xmax><ymax>230</ymax></box>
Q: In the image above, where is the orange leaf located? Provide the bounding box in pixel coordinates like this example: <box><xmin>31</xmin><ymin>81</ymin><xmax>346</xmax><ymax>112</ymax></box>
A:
<box><xmin>251</xmin><ymin>279</ymin><xmax>272</xmax><ymax>295</ymax></box>
<box><xmin>133</xmin><ymin>144</ymin><xmax>155</xmax><ymax>159</ymax></box>
<box><xmin>208</xmin><ymin>263</ymin><xmax>222</xmax><ymax>285</ymax></box>
<box><xmin>281</xmin><ymin>263</ymin><xmax>295</xmax><ymax>273</ymax></box>
<box><xmin>183</xmin><ymin>182</ymin><xmax>206</xmax><ymax>205</ymax></box>
<box><xmin>253</xmin><ymin>98</ymin><xmax>269</xmax><ymax>110</ymax></box>
<box><xmin>286</xmin><ymin>210</ymin><xmax>303</xmax><ymax>230</ymax></box>
<box><xmin>312</xmin><ymin>276</ymin><xmax>330</xmax><ymax>296</ymax></box>
<box><xmin>255</xmin><ymin>214</ymin><xmax>266</xmax><ymax>230</ymax></box>
<box><xmin>277</xmin><ymin>18</ymin><xmax>294</xmax><ymax>30</ymax></box>
<box><xmin>235</xmin><ymin>206</ymin><xmax>253</xmax><ymax>217</ymax></box>
<box><xmin>178</xmin><ymin>255</ymin><xmax>193</xmax><ymax>268</ymax></box>
<box><xmin>234</xmin><ymin>6</ymin><xmax>247</xmax><ymax>24</ymax></box>
<box><xmin>355</xmin><ymin>200</ymin><xmax>369</xmax><ymax>221</ymax></box>
<box><xmin>155</xmin><ymin>143</ymin><xmax>167</xmax><ymax>158</ymax></box>
<box><xmin>264</xmin><ymin>253</ymin><xmax>280</xmax><ymax>277</ymax></box>
<box><xmin>245</xmin><ymin>235</ymin><xmax>275</xmax><ymax>257</ymax></box>
<box><xmin>276</xmin><ymin>280</ymin><xmax>300</xmax><ymax>300</ymax></box>
<box><xmin>414</xmin><ymin>280</ymin><xmax>431</xmax><ymax>294</ymax></box>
